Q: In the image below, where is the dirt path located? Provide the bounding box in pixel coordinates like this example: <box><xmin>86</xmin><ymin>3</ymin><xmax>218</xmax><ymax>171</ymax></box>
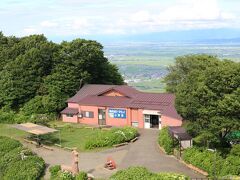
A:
<box><xmin>23</xmin><ymin>129</ymin><xmax>205</xmax><ymax>179</ymax></box>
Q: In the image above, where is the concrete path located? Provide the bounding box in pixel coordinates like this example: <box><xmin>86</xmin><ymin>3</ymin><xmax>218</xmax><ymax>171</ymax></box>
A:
<box><xmin>119</xmin><ymin>129</ymin><xmax>204</xmax><ymax>178</ymax></box>
<box><xmin>23</xmin><ymin>129</ymin><xmax>205</xmax><ymax>179</ymax></box>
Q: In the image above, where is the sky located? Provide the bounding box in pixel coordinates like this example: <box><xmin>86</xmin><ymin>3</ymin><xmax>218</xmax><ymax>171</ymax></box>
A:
<box><xmin>1</xmin><ymin>0</ymin><xmax>240</xmax><ymax>42</ymax></box>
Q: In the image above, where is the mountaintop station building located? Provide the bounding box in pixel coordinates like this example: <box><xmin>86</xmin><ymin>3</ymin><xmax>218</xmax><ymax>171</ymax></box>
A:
<box><xmin>61</xmin><ymin>84</ymin><xmax>182</xmax><ymax>129</ymax></box>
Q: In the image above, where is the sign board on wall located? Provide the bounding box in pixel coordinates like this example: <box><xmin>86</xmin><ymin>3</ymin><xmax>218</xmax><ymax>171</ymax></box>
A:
<box><xmin>108</xmin><ymin>109</ymin><xmax>126</xmax><ymax>119</ymax></box>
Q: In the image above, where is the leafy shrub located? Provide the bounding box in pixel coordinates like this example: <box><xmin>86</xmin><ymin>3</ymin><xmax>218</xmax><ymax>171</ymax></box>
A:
<box><xmin>50</xmin><ymin>165</ymin><xmax>61</xmax><ymax>180</ymax></box>
<box><xmin>0</xmin><ymin>136</ymin><xmax>22</xmax><ymax>153</ymax></box>
<box><xmin>110</xmin><ymin>166</ymin><xmax>189</xmax><ymax>180</ymax></box>
<box><xmin>85</xmin><ymin>127</ymin><xmax>138</xmax><ymax>149</ymax></box>
<box><xmin>0</xmin><ymin>147</ymin><xmax>24</xmax><ymax>176</ymax></box>
<box><xmin>0</xmin><ymin>136</ymin><xmax>45</xmax><ymax>179</ymax></box>
<box><xmin>183</xmin><ymin>147</ymin><xmax>240</xmax><ymax>177</ymax></box>
<box><xmin>229</xmin><ymin>144</ymin><xmax>240</xmax><ymax>156</ymax></box>
<box><xmin>75</xmin><ymin>171</ymin><xmax>88</xmax><ymax>180</ymax></box>
<box><xmin>3</xmin><ymin>156</ymin><xmax>45</xmax><ymax>180</ymax></box>
<box><xmin>110</xmin><ymin>167</ymin><xmax>153</xmax><ymax>180</ymax></box>
<box><xmin>59</xmin><ymin>171</ymin><xmax>75</xmax><ymax>180</ymax></box>
<box><xmin>155</xmin><ymin>172</ymin><xmax>190</xmax><ymax>180</ymax></box>
<box><xmin>158</xmin><ymin>127</ymin><xmax>176</xmax><ymax>154</ymax></box>
<box><xmin>0</xmin><ymin>107</ymin><xmax>16</xmax><ymax>123</ymax></box>
<box><xmin>50</xmin><ymin>165</ymin><xmax>88</xmax><ymax>180</ymax></box>
<box><xmin>14</xmin><ymin>112</ymin><xmax>55</xmax><ymax>124</ymax></box>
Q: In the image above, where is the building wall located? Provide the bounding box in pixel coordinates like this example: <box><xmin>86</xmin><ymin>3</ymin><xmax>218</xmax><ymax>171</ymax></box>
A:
<box><xmin>101</xmin><ymin>90</ymin><xmax>124</xmax><ymax>97</ymax></box>
<box><xmin>105</xmin><ymin>107</ymin><xmax>128</xmax><ymax>127</ymax></box>
<box><xmin>62</xmin><ymin>114</ymin><xmax>78</xmax><ymax>123</ymax></box>
<box><xmin>78</xmin><ymin>105</ymin><xmax>99</xmax><ymax>125</ymax></box>
<box><xmin>68</xmin><ymin>103</ymin><xmax>79</xmax><ymax>109</ymax></box>
<box><xmin>161</xmin><ymin>115</ymin><xmax>182</xmax><ymax>127</ymax></box>
<box><xmin>181</xmin><ymin>140</ymin><xmax>192</xmax><ymax>149</ymax></box>
<box><xmin>62</xmin><ymin>104</ymin><xmax>181</xmax><ymax>128</ymax></box>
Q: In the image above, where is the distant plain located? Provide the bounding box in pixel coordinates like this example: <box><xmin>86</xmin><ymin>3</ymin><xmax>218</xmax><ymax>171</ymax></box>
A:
<box><xmin>104</xmin><ymin>42</ymin><xmax>240</xmax><ymax>92</ymax></box>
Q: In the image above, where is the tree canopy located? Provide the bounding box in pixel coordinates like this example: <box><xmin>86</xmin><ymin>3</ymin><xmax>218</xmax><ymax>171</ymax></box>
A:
<box><xmin>0</xmin><ymin>32</ymin><xmax>123</xmax><ymax>122</ymax></box>
<box><xmin>165</xmin><ymin>54</ymin><xmax>240</xmax><ymax>147</ymax></box>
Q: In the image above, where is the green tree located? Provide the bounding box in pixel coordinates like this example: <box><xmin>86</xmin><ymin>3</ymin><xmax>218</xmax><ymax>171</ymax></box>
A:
<box><xmin>0</xmin><ymin>32</ymin><xmax>123</xmax><ymax>121</ymax></box>
<box><xmin>165</xmin><ymin>55</ymin><xmax>240</xmax><ymax>147</ymax></box>
<box><xmin>164</xmin><ymin>54</ymin><xmax>218</xmax><ymax>93</ymax></box>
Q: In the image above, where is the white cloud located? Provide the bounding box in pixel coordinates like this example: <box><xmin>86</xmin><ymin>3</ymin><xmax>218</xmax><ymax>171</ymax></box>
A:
<box><xmin>40</xmin><ymin>20</ymin><xmax>58</xmax><ymax>28</ymax></box>
<box><xmin>72</xmin><ymin>18</ymin><xmax>89</xmax><ymax>30</ymax></box>
<box><xmin>12</xmin><ymin>0</ymin><xmax>240</xmax><ymax>37</ymax></box>
<box><xmin>113</xmin><ymin>0</ymin><xmax>238</xmax><ymax>34</ymax></box>
<box><xmin>22</xmin><ymin>27</ymin><xmax>38</xmax><ymax>35</ymax></box>
<box><xmin>130</xmin><ymin>11</ymin><xmax>151</xmax><ymax>23</ymax></box>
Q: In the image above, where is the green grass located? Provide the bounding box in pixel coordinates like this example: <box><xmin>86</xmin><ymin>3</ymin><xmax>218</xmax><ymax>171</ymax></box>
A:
<box><xmin>0</xmin><ymin>124</ymin><xmax>27</xmax><ymax>140</ymax></box>
<box><xmin>0</xmin><ymin>122</ymin><xmax>137</xmax><ymax>152</ymax></box>
<box><xmin>111</xmin><ymin>58</ymin><xmax>174</xmax><ymax>66</ymax></box>
<box><xmin>51</xmin><ymin>123</ymin><xmax>106</xmax><ymax>152</ymax></box>
<box><xmin>129</xmin><ymin>78</ymin><xmax>166</xmax><ymax>93</ymax></box>
<box><xmin>0</xmin><ymin>122</ymin><xmax>107</xmax><ymax>152</ymax></box>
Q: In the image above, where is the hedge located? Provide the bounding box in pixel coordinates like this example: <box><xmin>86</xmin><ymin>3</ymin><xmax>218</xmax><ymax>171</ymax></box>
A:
<box><xmin>158</xmin><ymin>127</ymin><xmax>176</xmax><ymax>154</ymax></box>
<box><xmin>182</xmin><ymin>146</ymin><xmax>240</xmax><ymax>177</ymax></box>
<box><xmin>3</xmin><ymin>156</ymin><xmax>45</xmax><ymax>180</ymax></box>
<box><xmin>85</xmin><ymin>127</ymin><xmax>138</xmax><ymax>149</ymax></box>
<box><xmin>49</xmin><ymin>165</ymin><xmax>88</xmax><ymax>180</ymax></box>
<box><xmin>0</xmin><ymin>136</ymin><xmax>45</xmax><ymax>180</ymax></box>
<box><xmin>0</xmin><ymin>136</ymin><xmax>22</xmax><ymax>154</ymax></box>
<box><xmin>110</xmin><ymin>166</ymin><xmax>189</xmax><ymax>180</ymax></box>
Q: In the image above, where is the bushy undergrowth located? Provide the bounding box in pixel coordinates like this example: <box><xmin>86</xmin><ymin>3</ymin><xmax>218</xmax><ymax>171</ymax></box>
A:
<box><xmin>158</xmin><ymin>127</ymin><xmax>176</xmax><ymax>154</ymax></box>
<box><xmin>183</xmin><ymin>145</ymin><xmax>240</xmax><ymax>177</ymax></box>
<box><xmin>0</xmin><ymin>106</ymin><xmax>56</xmax><ymax>124</ymax></box>
<box><xmin>85</xmin><ymin>127</ymin><xmax>138</xmax><ymax>149</ymax></box>
<box><xmin>110</xmin><ymin>166</ymin><xmax>189</xmax><ymax>180</ymax></box>
<box><xmin>49</xmin><ymin>165</ymin><xmax>88</xmax><ymax>180</ymax></box>
<box><xmin>0</xmin><ymin>136</ymin><xmax>22</xmax><ymax>154</ymax></box>
<box><xmin>0</xmin><ymin>136</ymin><xmax>45</xmax><ymax>179</ymax></box>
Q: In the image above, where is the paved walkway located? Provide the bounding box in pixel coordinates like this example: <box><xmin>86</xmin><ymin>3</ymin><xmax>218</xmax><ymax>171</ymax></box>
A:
<box><xmin>23</xmin><ymin>129</ymin><xmax>205</xmax><ymax>179</ymax></box>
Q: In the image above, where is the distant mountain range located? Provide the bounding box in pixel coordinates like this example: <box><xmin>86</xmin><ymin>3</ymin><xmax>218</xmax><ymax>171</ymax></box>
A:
<box><xmin>50</xmin><ymin>28</ymin><xmax>240</xmax><ymax>44</ymax></box>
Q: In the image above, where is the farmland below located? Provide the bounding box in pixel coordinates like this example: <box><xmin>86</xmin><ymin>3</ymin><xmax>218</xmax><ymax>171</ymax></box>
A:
<box><xmin>104</xmin><ymin>42</ymin><xmax>240</xmax><ymax>92</ymax></box>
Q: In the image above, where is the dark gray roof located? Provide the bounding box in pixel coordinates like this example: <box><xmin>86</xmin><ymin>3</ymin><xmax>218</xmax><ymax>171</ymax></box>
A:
<box><xmin>169</xmin><ymin>126</ymin><xmax>192</xmax><ymax>140</ymax></box>
<box><xmin>61</xmin><ymin>107</ymin><xmax>79</xmax><ymax>115</ymax></box>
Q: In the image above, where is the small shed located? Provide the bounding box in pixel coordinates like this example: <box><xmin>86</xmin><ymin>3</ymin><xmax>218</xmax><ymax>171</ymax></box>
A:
<box><xmin>169</xmin><ymin>126</ymin><xmax>192</xmax><ymax>149</ymax></box>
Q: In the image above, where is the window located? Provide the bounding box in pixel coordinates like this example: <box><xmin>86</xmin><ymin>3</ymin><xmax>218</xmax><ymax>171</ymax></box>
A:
<box><xmin>83</xmin><ymin>111</ymin><xmax>94</xmax><ymax>118</ymax></box>
<box><xmin>144</xmin><ymin>114</ymin><xmax>150</xmax><ymax>122</ymax></box>
<box><xmin>85</xmin><ymin>111</ymin><xmax>90</xmax><ymax>117</ymax></box>
<box><xmin>66</xmin><ymin>114</ymin><xmax>74</xmax><ymax>117</ymax></box>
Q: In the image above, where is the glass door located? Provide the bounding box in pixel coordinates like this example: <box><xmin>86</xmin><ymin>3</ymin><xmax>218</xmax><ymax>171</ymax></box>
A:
<box><xmin>98</xmin><ymin>109</ymin><xmax>106</xmax><ymax>125</ymax></box>
<box><xmin>144</xmin><ymin>114</ymin><xmax>150</xmax><ymax>128</ymax></box>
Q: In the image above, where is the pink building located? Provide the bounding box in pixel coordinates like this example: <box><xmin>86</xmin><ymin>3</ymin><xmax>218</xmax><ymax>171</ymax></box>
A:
<box><xmin>61</xmin><ymin>84</ymin><xmax>182</xmax><ymax>129</ymax></box>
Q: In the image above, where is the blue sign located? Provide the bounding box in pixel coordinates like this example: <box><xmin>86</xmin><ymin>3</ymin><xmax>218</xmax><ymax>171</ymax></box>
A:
<box><xmin>109</xmin><ymin>109</ymin><xmax>126</xmax><ymax>119</ymax></box>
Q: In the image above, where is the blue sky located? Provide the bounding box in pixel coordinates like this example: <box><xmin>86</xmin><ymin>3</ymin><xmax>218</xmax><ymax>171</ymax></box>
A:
<box><xmin>1</xmin><ymin>0</ymin><xmax>240</xmax><ymax>41</ymax></box>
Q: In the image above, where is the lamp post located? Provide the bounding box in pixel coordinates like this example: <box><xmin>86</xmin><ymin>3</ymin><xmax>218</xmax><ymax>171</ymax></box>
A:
<box><xmin>207</xmin><ymin>148</ymin><xmax>216</xmax><ymax>180</ymax></box>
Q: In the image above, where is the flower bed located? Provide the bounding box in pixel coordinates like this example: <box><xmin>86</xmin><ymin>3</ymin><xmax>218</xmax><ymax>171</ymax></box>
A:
<box><xmin>49</xmin><ymin>165</ymin><xmax>88</xmax><ymax>180</ymax></box>
<box><xmin>182</xmin><ymin>146</ymin><xmax>240</xmax><ymax>178</ymax></box>
<box><xmin>158</xmin><ymin>127</ymin><xmax>177</xmax><ymax>154</ymax></box>
<box><xmin>85</xmin><ymin>127</ymin><xmax>138</xmax><ymax>150</ymax></box>
<box><xmin>110</xmin><ymin>166</ymin><xmax>189</xmax><ymax>180</ymax></box>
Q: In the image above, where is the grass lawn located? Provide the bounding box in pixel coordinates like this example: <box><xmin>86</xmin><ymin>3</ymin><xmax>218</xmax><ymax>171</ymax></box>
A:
<box><xmin>0</xmin><ymin>122</ymin><xmax>100</xmax><ymax>151</ymax></box>
<box><xmin>0</xmin><ymin>124</ymin><xmax>27</xmax><ymax>140</ymax></box>
<box><xmin>49</xmin><ymin>121</ymin><xmax>107</xmax><ymax>152</ymax></box>
<box><xmin>0</xmin><ymin>121</ymin><xmax>138</xmax><ymax>152</ymax></box>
